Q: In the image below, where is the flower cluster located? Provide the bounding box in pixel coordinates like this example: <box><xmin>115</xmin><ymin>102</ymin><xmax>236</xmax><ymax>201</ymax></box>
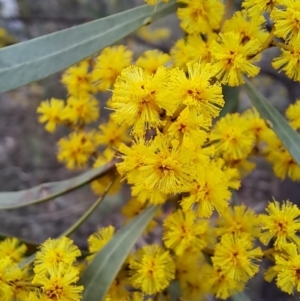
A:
<box><xmin>31</xmin><ymin>0</ymin><xmax>300</xmax><ymax>300</ymax></box>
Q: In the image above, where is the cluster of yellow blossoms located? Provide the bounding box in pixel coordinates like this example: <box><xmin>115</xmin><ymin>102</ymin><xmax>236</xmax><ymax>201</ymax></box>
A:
<box><xmin>28</xmin><ymin>0</ymin><xmax>300</xmax><ymax>300</ymax></box>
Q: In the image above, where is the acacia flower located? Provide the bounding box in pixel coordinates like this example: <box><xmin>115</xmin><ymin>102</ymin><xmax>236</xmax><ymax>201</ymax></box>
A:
<box><xmin>181</xmin><ymin>163</ymin><xmax>231</xmax><ymax>218</ymax></box>
<box><xmin>210</xmin><ymin>113</ymin><xmax>256</xmax><ymax>160</ymax></box>
<box><xmin>57</xmin><ymin>131</ymin><xmax>96</xmax><ymax>169</ymax></box>
<box><xmin>0</xmin><ymin>256</ymin><xmax>24</xmax><ymax>301</ymax></box>
<box><xmin>33</xmin><ymin>265</ymin><xmax>83</xmax><ymax>301</ymax></box>
<box><xmin>0</xmin><ymin>237</ymin><xmax>27</xmax><ymax>263</ymax></box>
<box><xmin>222</xmin><ymin>11</ymin><xmax>268</xmax><ymax>45</ymax></box>
<box><xmin>138</xmin><ymin>135</ymin><xmax>195</xmax><ymax>194</ymax></box>
<box><xmin>37</xmin><ymin>98</ymin><xmax>65</xmax><ymax>132</ymax></box>
<box><xmin>168</xmin><ymin>62</ymin><xmax>224</xmax><ymax>119</ymax></box>
<box><xmin>163</xmin><ymin>210</ymin><xmax>210</xmax><ymax>255</ymax></box>
<box><xmin>177</xmin><ymin>0</ymin><xmax>224</xmax><ymax>35</ymax></box>
<box><xmin>96</xmin><ymin>117</ymin><xmax>130</xmax><ymax>149</ymax></box>
<box><xmin>286</xmin><ymin>99</ymin><xmax>300</xmax><ymax>130</ymax></box>
<box><xmin>272</xmin><ymin>40</ymin><xmax>300</xmax><ymax>82</ymax></box>
<box><xmin>242</xmin><ymin>0</ymin><xmax>280</xmax><ymax>18</ymax></box>
<box><xmin>167</xmin><ymin>108</ymin><xmax>210</xmax><ymax>147</ymax></box>
<box><xmin>136</xmin><ymin>50</ymin><xmax>171</xmax><ymax>74</ymax></box>
<box><xmin>204</xmin><ymin>265</ymin><xmax>245</xmax><ymax>299</ymax></box>
<box><xmin>88</xmin><ymin>226</ymin><xmax>115</xmax><ymax>262</ymax></box>
<box><xmin>34</xmin><ymin>237</ymin><xmax>81</xmax><ymax>276</ymax></box>
<box><xmin>91</xmin><ymin>45</ymin><xmax>132</xmax><ymax>91</ymax></box>
<box><xmin>271</xmin><ymin>243</ymin><xmax>300</xmax><ymax>294</ymax></box>
<box><xmin>212</xmin><ymin>234</ymin><xmax>262</xmax><ymax>281</ymax></box>
<box><xmin>111</xmin><ymin>65</ymin><xmax>176</xmax><ymax>136</ymax></box>
<box><xmin>61</xmin><ymin>60</ymin><xmax>95</xmax><ymax>97</ymax></box>
<box><xmin>216</xmin><ymin>205</ymin><xmax>261</xmax><ymax>238</ymax></box>
<box><xmin>129</xmin><ymin>244</ymin><xmax>175</xmax><ymax>294</ymax></box>
<box><xmin>259</xmin><ymin>200</ymin><xmax>300</xmax><ymax>249</ymax></box>
<box><xmin>271</xmin><ymin>0</ymin><xmax>300</xmax><ymax>42</ymax></box>
<box><xmin>210</xmin><ymin>32</ymin><xmax>261</xmax><ymax>86</ymax></box>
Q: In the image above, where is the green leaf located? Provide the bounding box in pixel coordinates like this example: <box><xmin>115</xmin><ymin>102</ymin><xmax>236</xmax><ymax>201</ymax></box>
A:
<box><xmin>79</xmin><ymin>205</ymin><xmax>158</xmax><ymax>301</ymax></box>
<box><xmin>19</xmin><ymin>180</ymin><xmax>115</xmax><ymax>269</ymax></box>
<box><xmin>244</xmin><ymin>77</ymin><xmax>300</xmax><ymax>165</ymax></box>
<box><xmin>218</xmin><ymin>85</ymin><xmax>240</xmax><ymax>118</ymax></box>
<box><xmin>0</xmin><ymin>1</ymin><xmax>177</xmax><ymax>93</ymax></box>
<box><xmin>0</xmin><ymin>160</ymin><xmax>115</xmax><ymax>210</ymax></box>
<box><xmin>231</xmin><ymin>292</ymin><xmax>251</xmax><ymax>301</ymax></box>
<box><xmin>168</xmin><ymin>280</ymin><xmax>181</xmax><ymax>301</ymax></box>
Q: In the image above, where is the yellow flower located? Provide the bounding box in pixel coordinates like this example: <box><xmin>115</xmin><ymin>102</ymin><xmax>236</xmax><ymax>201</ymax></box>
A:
<box><xmin>91</xmin><ymin>149</ymin><xmax>121</xmax><ymax>196</ymax></box>
<box><xmin>37</xmin><ymin>98</ymin><xmax>65</xmax><ymax>132</ymax></box>
<box><xmin>271</xmin><ymin>148</ymin><xmax>300</xmax><ymax>181</ymax></box>
<box><xmin>92</xmin><ymin>45</ymin><xmax>132</xmax><ymax>91</ymax></box>
<box><xmin>210</xmin><ymin>113</ymin><xmax>256</xmax><ymax>160</ymax></box>
<box><xmin>0</xmin><ymin>237</ymin><xmax>27</xmax><ymax>263</ymax></box>
<box><xmin>212</xmin><ymin>233</ymin><xmax>262</xmax><ymax>281</ymax></box>
<box><xmin>137</xmin><ymin>26</ymin><xmax>170</xmax><ymax>43</ymax></box>
<box><xmin>136</xmin><ymin>50</ymin><xmax>171</xmax><ymax>74</ymax></box>
<box><xmin>61</xmin><ymin>60</ymin><xmax>95</xmax><ymax>97</ymax></box>
<box><xmin>111</xmin><ymin>65</ymin><xmax>176</xmax><ymax>136</ymax></box>
<box><xmin>87</xmin><ymin>226</ymin><xmax>115</xmax><ymax>262</ymax></box>
<box><xmin>216</xmin><ymin>205</ymin><xmax>261</xmax><ymax>238</ymax></box>
<box><xmin>129</xmin><ymin>245</ymin><xmax>175</xmax><ymax>294</ymax></box>
<box><xmin>242</xmin><ymin>0</ymin><xmax>279</xmax><ymax>18</ymax></box>
<box><xmin>116</xmin><ymin>138</ymin><xmax>153</xmax><ymax>184</ymax></box>
<box><xmin>167</xmin><ymin>107</ymin><xmax>210</xmax><ymax>147</ymax></box>
<box><xmin>138</xmin><ymin>136</ymin><xmax>194</xmax><ymax>195</ymax></box>
<box><xmin>259</xmin><ymin>200</ymin><xmax>300</xmax><ymax>249</ymax></box>
<box><xmin>271</xmin><ymin>0</ymin><xmax>300</xmax><ymax>42</ymax></box>
<box><xmin>286</xmin><ymin>99</ymin><xmax>300</xmax><ymax>129</ymax></box>
<box><xmin>163</xmin><ymin>210</ymin><xmax>210</xmax><ymax>255</ymax></box>
<box><xmin>203</xmin><ymin>265</ymin><xmax>245</xmax><ymax>299</ymax></box>
<box><xmin>272</xmin><ymin>40</ymin><xmax>300</xmax><ymax>82</ymax></box>
<box><xmin>96</xmin><ymin>117</ymin><xmax>130</xmax><ymax>149</ymax></box>
<box><xmin>177</xmin><ymin>0</ymin><xmax>224</xmax><ymax>34</ymax></box>
<box><xmin>271</xmin><ymin>243</ymin><xmax>300</xmax><ymax>294</ymax></box>
<box><xmin>170</xmin><ymin>35</ymin><xmax>214</xmax><ymax>69</ymax></box>
<box><xmin>242</xmin><ymin>108</ymin><xmax>269</xmax><ymax>142</ymax></box>
<box><xmin>62</xmin><ymin>95</ymin><xmax>99</xmax><ymax>126</ymax></box>
<box><xmin>211</xmin><ymin>32</ymin><xmax>261</xmax><ymax>86</ymax></box>
<box><xmin>222</xmin><ymin>11</ymin><xmax>268</xmax><ymax>45</ymax></box>
<box><xmin>131</xmin><ymin>182</ymin><xmax>167</xmax><ymax>205</ymax></box>
<box><xmin>181</xmin><ymin>163</ymin><xmax>231</xmax><ymax>218</ymax></box>
<box><xmin>33</xmin><ymin>265</ymin><xmax>83</xmax><ymax>301</ymax></box>
<box><xmin>0</xmin><ymin>256</ymin><xmax>24</xmax><ymax>301</ymax></box>
<box><xmin>168</xmin><ymin>62</ymin><xmax>224</xmax><ymax>119</ymax></box>
<box><xmin>57</xmin><ymin>131</ymin><xmax>96</xmax><ymax>169</ymax></box>
<box><xmin>34</xmin><ymin>237</ymin><xmax>81</xmax><ymax>276</ymax></box>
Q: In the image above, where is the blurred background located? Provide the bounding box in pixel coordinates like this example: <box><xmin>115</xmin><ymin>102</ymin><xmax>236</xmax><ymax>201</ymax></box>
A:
<box><xmin>0</xmin><ymin>1</ymin><xmax>300</xmax><ymax>300</ymax></box>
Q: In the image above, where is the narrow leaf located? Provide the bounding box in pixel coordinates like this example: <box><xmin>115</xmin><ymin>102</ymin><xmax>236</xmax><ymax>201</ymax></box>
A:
<box><xmin>0</xmin><ymin>1</ymin><xmax>177</xmax><ymax>92</ymax></box>
<box><xmin>19</xmin><ymin>180</ymin><xmax>115</xmax><ymax>268</ymax></box>
<box><xmin>244</xmin><ymin>77</ymin><xmax>300</xmax><ymax>165</ymax></box>
<box><xmin>168</xmin><ymin>280</ymin><xmax>181</xmax><ymax>301</ymax></box>
<box><xmin>231</xmin><ymin>292</ymin><xmax>251</xmax><ymax>301</ymax></box>
<box><xmin>219</xmin><ymin>85</ymin><xmax>239</xmax><ymax>118</ymax></box>
<box><xmin>0</xmin><ymin>160</ymin><xmax>115</xmax><ymax>210</ymax></box>
<box><xmin>80</xmin><ymin>206</ymin><xmax>158</xmax><ymax>301</ymax></box>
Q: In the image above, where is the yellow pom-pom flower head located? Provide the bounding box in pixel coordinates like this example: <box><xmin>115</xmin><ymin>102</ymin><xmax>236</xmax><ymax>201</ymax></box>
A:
<box><xmin>129</xmin><ymin>244</ymin><xmax>175</xmax><ymax>294</ymax></box>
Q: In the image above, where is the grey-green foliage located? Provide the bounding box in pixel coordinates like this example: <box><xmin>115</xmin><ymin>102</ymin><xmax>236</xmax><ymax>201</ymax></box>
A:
<box><xmin>79</xmin><ymin>206</ymin><xmax>158</xmax><ymax>301</ymax></box>
<box><xmin>244</xmin><ymin>77</ymin><xmax>300</xmax><ymax>165</ymax></box>
<box><xmin>0</xmin><ymin>1</ymin><xmax>177</xmax><ymax>93</ymax></box>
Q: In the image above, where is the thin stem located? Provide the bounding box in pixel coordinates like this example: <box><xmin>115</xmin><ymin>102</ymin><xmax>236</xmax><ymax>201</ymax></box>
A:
<box><xmin>261</xmin><ymin>26</ymin><xmax>275</xmax><ymax>51</ymax></box>
<box><xmin>60</xmin><ymin>177</ymin><xmax>117</xmax><ymax>237</ymax></box>
<box><xmin>271</xmin><ymin>40</ymin><xmax>292</xmax><ymax>51</ymax></box>
<box><xmin>162</xmin><ymin>104</ymin><xmax>186</xmax><ymax>133</ymax></box>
